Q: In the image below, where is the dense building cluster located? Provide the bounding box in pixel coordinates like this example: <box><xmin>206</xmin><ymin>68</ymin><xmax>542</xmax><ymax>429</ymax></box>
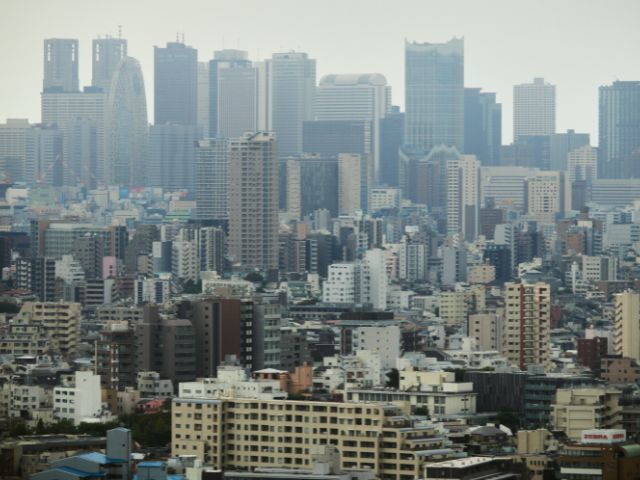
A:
<box><xmin>1</xmin><ymin>27</ymin><xmax>640</xmax><ymax>480</ymax></box>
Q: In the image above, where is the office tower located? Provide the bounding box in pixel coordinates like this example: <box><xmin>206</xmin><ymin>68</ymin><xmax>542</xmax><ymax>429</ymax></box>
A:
<box><xmin>154</xmin><ymin>42</ymin><xmax>198</xmax><ymax>125</ymax></box>
<box><xmin>503</xmin><ymin>282</ymin><xmax>551</xmax><ymax>371</ymax></box>
<box><xmin>515</xmin><ymin>135</ymin><xmax>551</xmax><ymax>170</ymax></box>
<box><xmin>513</xmin><ymin>78</ymin><xmax>556</xmax><ymax>141</ymax></box>
<box><xmin>549</xmin><ymin>129</ymin><xmax>590</xmax><ymax>171</ymax></box>
<box><xmin>613</xmin><ymin>291</ymin><xmax>640</xmax><ymax>361</ymax></box>
<box><xmin>464</xmin><ymin>88</ymin><xmax>502</xmax><ymax>165</ymax></box>
<box><xmin>255</xmin><ymin>60</ymin><xmax>271</xmax><ymax>131</ymax></box>
<box><xmin>338</xmin><ymin>153</ymin><xmax>367</xmax><ymax>215</ymax></box>
<box><xmin>43</xmin><ymin>39</ymin><xmax>79</xmax><ymax>93</ymax></box>
<box><xmin>314</xmin><ymin>73</ymin><xmax>390</xmax><ymax>182</ymax></box>
<box><xmin>195</xmin><ymin>138</ymin><xmax>228</xmax><ymax>221</ymax></box>
<box><xmin>483</xmin><ymin>243</ymin><xmax>511</xmax><ymax>283</ymax></box>
<box><xmin>41</xmin><ymin>87</ymin><xmax>106</xmax><ymax>185</ymax></box>
<box><xmin>105</xmin><ymin>57</ymin><xmax>148</xmax><ymax>186</ymax></box>
<box><xmin>24</xmin><ymin>124</ymin><xmax>63</xmax><ymax>186</ymax></box>
<box><xmin>598</xmin><ymin>81</ymin><xmax>640</xmax><ymax>178</ymax></box>
<box><xmin>379</xmin><ymin>109</ymin><xmax>404</xmax><ymax>186</ymax></box>
<box><xmin>446</xmin><ymin>154</ymin><xmax>480</xmax><ymax>241</ymax></box>
<box><xmin>197</xmin><ymin>62</ymin><xmax>210</xmax><ymax>135</ymax></box>
<box><xmin>526</xmin><ymin>171</ymin><xmax>570</xmax><ymax>224</ymax></box>
<box><xmin>207</xmin><ymin>50</ymin><xmax>257</xmax><ymax>138</ymax></box>
<box><xmin>480</xmin><ymin>166</ymin><xmax>539</xmax><ymax>211</ymax></box>
<box><xmin>0</xmin><ymin>118</ymin><xmax>30</xmax><ymax>182</ymax></box>
<box><xmin>92</xmin><ymin>37</ymin><xmax>127</xmax><ymax>91</ymax></box>
<box><xmin>148</xmin><ymin>123</ymin><xmax>198</xmax><ymax>191</ymax></box>
<box><xmin>217</xmin><ymin>62</ymin><xmax>258</xmax><ymax>138</ymax></box>
<box><xmin>228</xmin><ymin>132</ymin><xmax>278</xmax><ymax>271</ymax></box>
<box><xmin>286</xmin><ymin>154</ymin><xmax>339</xmax><ymax>220</ymax></box>
<box><xmin>404</xmin><ymin>38</ymin><xmax>464</xmax><ymax>151</ymax></box>
<box><xmin>302</xmin><ymin>119</ymin><xmax>372</xmax><ymax>160</ymax></box>
<box><xmin>270</xmin><ymin>52</ymin><xmax>316</xmax><ymax>158</ymax></box>
<box><xmin>567</xmin><ymin>145</ymin><xmax>598</xmax><ymax>183</ymax></box>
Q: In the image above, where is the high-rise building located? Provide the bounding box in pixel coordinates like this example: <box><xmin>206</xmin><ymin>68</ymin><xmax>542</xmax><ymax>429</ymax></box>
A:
<box><xmin>338</xmin><ymin>153</ymin><xmax>367</xmax><ymax>215</ymax></box>
<box><xmin>446</xmin><ymin>154</ymin><xmax>480</xmax><ymax>240</ymax></box>
<box><xmin>513</xmin><ymin>78</ymin><xmax>556</xmax><ymax>141</ymax></box>
<box><xmin>614</xmin><ymin>291</ymin><xmax>640</xmax><ymax>362</ymax></box>
<box><xmin>464</xmin><ymin>88</ymin><xmax>501</xmax><ymax>165</ymax></box>
<box><xmin>217</xmin><ymin>62</ymin><xmax>258</xmax><ymax>138</ymax></box>
<box><xmin>198</xmin><ymin>226</ymin><xmax>225</xmax><ymax>274</ymax></box>
<box><xmin>549</xmin><ymin>129</ymin><xmax>590</xmax><ymax>171</ymax></box>
<box><xmin>208</xmin><ymin>49</ymin><xmax>252</xmax><ymax>137</ymax></box>
<box><xmin>302</xmin><ymin>120</ymin><xmax>372</xmax><ymax>157</ymax></box>
<box><xmin>598</xmin><ymin>81</ymin><xmax>640</xmax><ymax>178</ymax></box>
<box><xmin>92</xmin><ymin>37</ymin><xmax>127</xmax><ymax>92</ymax></box>
<box><xmin>43</xmin><ymin>39</ymin><xmax>79</xmax><ymax>93</ymax></box>
<box><xmin>154</xmin><ymin>42</ymin><xmax>198</xmax><ymax>126</ymax></box>
<box><xmin>379</xmin><ymin>109</ymin><xmax>404</xmax><ymax>187</ymax></box>
<box><xmin>567</xmin><ymin>145</ymin><xmax>598</xmax><ymax>183</ymax></box>
<box><xmin>41</xmin><ymin>88</ymin><xmax>106</xmax><ymax>186</ymax></box>
<box><xmin>104</xmin><ymin>57</ymin><xmax>148</xmax><ymax>186</ymax></box>
<box><xmin>286</xmin><ymin>154</ymin><xmax>339</xmax><ymax>220</ymax></box>
<box><xmin>404</xmin><ymin>38</ymin><xmax>464</xmax><ymax>151</ymax></box>
<box><xmin>228</xmin><ymin>132</ymin><xmax>279</xmax><ymax>271</ymax></box>
<box><xmin>270</xmin><ymin>52</ymin><xmax>316</xmax><ymax>158</ymax></box>
<box><xmin>24</xmin><ymin>124</ymin><xmax>63</xmax><ymax>186</ymax></box>
<box><xmin>148</xmin><ymin>123</ymin><xmax>198</xmax><ymax>191</ymax></box>
<box><xmin>526</xmin><ymin>171</ymin><xmax>570</xmax><ymax>224</ymax></box>
<box><xmin>195</xmin><ymin>138</ymin><xmax>228</xmax><ymax>221</ymax></box>
<box><xmin>196</xmin><ymin>62</ymin><xmax>210</xmax><ymax>135</ymax></box>
<box><xmin>0</xmin><ymin>118</ymin><xmax>30</xmax><ymax>182</ymax></box>
<box><xmin>314</xmin><ymin>74</ymin><xmax>390</xmax><ymax>182</ymax></box>
<box><xmin>503</xmin><ymin>282</ymin><xmax>551</xmax><ymax>371</ymax></box>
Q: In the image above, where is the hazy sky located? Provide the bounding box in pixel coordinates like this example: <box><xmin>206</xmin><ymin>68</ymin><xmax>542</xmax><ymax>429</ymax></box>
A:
<box><xmin>1</xmin><ymin>0</ymin><xmax>639</xmax><ymax>143</ymax></box>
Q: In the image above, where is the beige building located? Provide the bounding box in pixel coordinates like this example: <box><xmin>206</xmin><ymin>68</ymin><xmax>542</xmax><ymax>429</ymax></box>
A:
<box><xmin>172</xmin><ymin>397</ymin><xmax>458</xmax><ymax>479</ymax></box>
<box><xmin>551</xmin><ymin>388</ymin><xmax>622</xmax><ymax>441</ymax></box>
<box><xmin>438</xmin><ymin>291</ymin><xmax>467</xmax><ymax>326</ymax></box>
<box><xmin>526</xmin><ymin>171</ymin><xmax>570</xmax><ymax>225</ymax></box>
<box><xmin>14</xmin><ymin>302</ymin><xmax>81</xmax><ymax>358</ymax></box>
<box><xmin>468</xmin><ymin>313</ymin><xmax>500</xmax><ymax>351</ymax></box>
<box><xmin>338</xmin><ymin>153</ymin><xmax>365</xmax><ymax>215</ymax></box>
<box><xmin>467</xmin><ymin>264</ymin><xmax>495</xmax><ymax>285</ymax></box>
<box><xmin>228</xmin><ymin>132</ymin><xmax>279</xmax><ymax>271</ymax></box>
<box><xmin>502</xmin><ymin>282</ymin><xmax>551</xmax><ymax>371</ymax></box>
<box><xmin>613</xmin><ymin>290</ymin><xmax>640</xmax><ymax>361</ymax></box>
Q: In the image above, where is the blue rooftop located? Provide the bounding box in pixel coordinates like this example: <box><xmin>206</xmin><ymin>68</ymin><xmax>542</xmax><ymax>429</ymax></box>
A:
<box><xmin>77</xmin><ymin>452</ymin><xmax>127</xmax><ymax>464</ymax></box>
<box><xmin>56</xmin><ymin>466</ymin><xmax>106</xmax><ymax>478</ymax></box>
<box><xmin>138</xmin><ymin>461</ymin><xmax>164</xmax><ymax>468</ymax></box>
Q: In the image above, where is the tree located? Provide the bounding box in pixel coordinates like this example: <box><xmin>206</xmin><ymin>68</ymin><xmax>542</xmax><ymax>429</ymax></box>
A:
<box><xmin>497</xmin><ymin>409</ymin><xmax>521</xmax><ymax>433</ymax></box>
<box><xmin>386</xmin><ymin>368</ymin><xmax>399</xmax><ymax>389</ymax></box>
<box><xmin>244</xmin><ymin>272</ymin><xmax>264</xmax><ymax>283</ymax></box>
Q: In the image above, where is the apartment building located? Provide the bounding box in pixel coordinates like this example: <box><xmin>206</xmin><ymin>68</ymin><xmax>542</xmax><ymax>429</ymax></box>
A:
<box><xmin>551</xmin><ymin>388</ymin><xmax>622</xmax><ymax>441</ymax></box>
<box><xmin>172</xmin><ymin>397</ymin><xmax>458</xmax><ymax>480</ymax></box>
<box><xmin>14</xmin><ymin>302</ymin><xmax>81</xmax><ymax>358</ymax></box>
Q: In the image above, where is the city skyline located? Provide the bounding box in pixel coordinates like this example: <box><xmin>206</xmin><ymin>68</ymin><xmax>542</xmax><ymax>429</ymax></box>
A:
<box><xmin>1</xmin><ymin>0</ymin><xmax>639</xmax><ymax>144</ymax></box>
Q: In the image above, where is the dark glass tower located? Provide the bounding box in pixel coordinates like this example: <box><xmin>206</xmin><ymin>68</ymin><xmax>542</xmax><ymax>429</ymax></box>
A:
<box><xmin>599</xmin><ymin>81</ymin><xmax>640</xmax><ymax>178</ymax></box>
<box><xmin>154</xmin><ymin>42</ymin><xmax>198</xmax><ymax>126</ymax></box>
<box><xmin>404</xmin><ymin>38</ymin><xmax>464</xmax><ymax>152</ymax></box>
<box><xmin>464</xmin><ymin>88</ymin><xmax>501</xmax><ymax>165</ymax></box>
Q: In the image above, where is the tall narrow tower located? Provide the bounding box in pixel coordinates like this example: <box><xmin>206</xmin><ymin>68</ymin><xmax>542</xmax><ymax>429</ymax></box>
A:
<box><xmin>43</xmin><ymin>39</ymin><xmax>79</xmax><ymax>93</ymax></box>
<box><xmin>92</xmin><ymin>37</ymin><xmax>128</xmax><ymax>92</ymax></box>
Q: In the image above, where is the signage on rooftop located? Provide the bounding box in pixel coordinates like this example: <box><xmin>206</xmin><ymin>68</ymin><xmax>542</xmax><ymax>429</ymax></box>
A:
<box><xmin>581</xmin><ymin>429</ymin><xmax>626</xmax><ymax>444</ymax></box>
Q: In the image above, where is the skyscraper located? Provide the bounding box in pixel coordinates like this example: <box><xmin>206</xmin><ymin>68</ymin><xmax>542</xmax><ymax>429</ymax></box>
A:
<box><xmin>228</xmin><ymin>132</ymin><xmax>278</xmax><ymax>271</ymax></box>
<box><xmin>446</xmin><ymin>154</ymin><xmax>480</xmax><ymax>241</ymax></box>
<box><xmin>314</xmin><ymin>74</ymin><xmax>390</xmax><ymax>182</ymax></box>
<box><xmin>197</xmin><ymin>62</ymin><xmax>210</xmax><ymax>135</ymax></box>
<box><xmin>24</xmin><ymin>124</ymin><xmax>63</xmax><ymax>186</ymax></box>
<box><xmin>41</xmin><ymin>87</ymin><xmax>106</xmax><ymax>185</ymax></box>
<box><xmin>148</xmin><ymin>123</ymin><xmax>198</xmax><ymax>191</ymax></box>
<box><xmin>526</xmin><ymin>171</ymin><xmax>570</xmax><ymax>224</ymax></box>
<box><xmin>613</xmin><ymin>290</ymin><xmax>640</xmax><ymax>362</ymax></box>
<box><xmin>0</xmin><ymin>118</ymin><xmax>30</xmax><ymax>182</ymax></box>
<box><xmin>105</xmin><ymin>57</ymin><xmax>148</xmax><ymax>186</ymax></box>
<box><xmin>286</xmin><ymin>154</ymin><xmax>339</xmax><ymax>220</ymax></box>
<box><xmin>43</xmin><ymin>39</ymin><xmax>79</xmax><ymax>93</ymax></box>
<box><xmin>195</xmin><ymin>138</ymin><xmax>229</xmax><ymax>221</ymax></box>
<box><xmin>549</xmin><ymin>129</ymin><xmax>590</xmax><ymax>171</ymax></box>
<box><xmin>598</xmin><ymin>81</ymin><xmax>640</xmax><ymax>178</ymax></box>
<box><xmin>338</xmin><ymin>153</ymin><xmax>367</xmax><ymax>215</ymax></box>
<box><xmin>217</xmin><ymin>62</ymin><xmax>258</xmax><ymax>138</ymax></box>
<box><xmin>154</xmin><ymin>42</ymin><xmax>198</xmax><ymax>126</ymax></box>
<box><xmin>92</xmin><ymin>37</ymin><xmax>127</xmax><ymax>92</ymax></box>
<box><xmin>208</xmin><ymin>50</ymin><xmax>253</xmax><ymax>138</ymax></box>
<box><xmin>464</xmin><ymin>88</ymin><xmax>501</xmax><ymax>165</ymax></box>
<box><xmin>404</xmin><ymin>38</ymin><xmax>464</xmax><ymax>152</ymax></box>
<box><xmin>270</xmin><ymin>52</ymin><xmax>316</xmax><ymax>158</ymax></box>
<box><xmin>379</xmin><ymin>109</ymin><xmax>404</xmax><ymax>187</ymax></box>
<box><xmin>513</xmin><ymin>78</ymin><xmax>556</xmax><ymax>141</ymax></box>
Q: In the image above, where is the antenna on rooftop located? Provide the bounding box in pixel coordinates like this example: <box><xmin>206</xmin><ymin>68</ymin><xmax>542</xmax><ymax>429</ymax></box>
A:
<box><xmin>118</xmin><ymin>25</ymin><xmax>122</xmax><ymax>39</ymax></box>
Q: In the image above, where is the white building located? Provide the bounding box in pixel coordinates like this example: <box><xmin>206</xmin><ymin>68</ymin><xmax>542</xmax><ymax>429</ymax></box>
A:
<box><xmin>137</xmin><ymin>371</ymin><xmax>174</xmax><ymax>398</ymax></box>
<box><xmin>53</xmin><ymin>371</ymin><xmax>105</xmax><ymax>425</ymax></box>
<box><xmin>567</xmin><ymin>145</ymin><xmax>598</xmax><ymax>183</ymax></box>
<box><xmin>526</xmin><ymin>171</ymin><xmax>571</xmax><ymax>225</ymax></box>
<box><xmin>513</xmin><ymin>77</ymin><xmax>556</xmax><ymax>141</ymax></box>
<box><xmin>172</xmin><ymin>240</ymin><xmax>198</xmax><ymax>282</ymax></box>
<box><xmin>369</xmin><ymin>187</ymin><xmax>400</xmax><ymax>212</ymax></box>
<box><xmin>339</xmin><ymin>322</ymin><xmax>401</xmax><ymax>370</ymax></box>
<box><xmin>314</xmin><ymin>73</ymin><xmax>390</xmax><ymax>182</ymax></box>
<box><xmin>446</xmin><ymin>155</ymin><xmax>480</xmax><ymax>241</ymax></box>
<box><xmin>55</xmin><ymin>255</ymin><xmax>85</xmax><ymax>284</ymax></box>
<box><xmin>134</xmin><ymin>277</ymin><xmax>170</xmax><ymax>304</ymax></box>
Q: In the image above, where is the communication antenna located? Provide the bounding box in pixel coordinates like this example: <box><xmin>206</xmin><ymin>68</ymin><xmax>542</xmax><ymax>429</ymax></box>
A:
<box><xmin>176</xmin><ymin>32</ymin><xmax>180</xmax><ymax>43</ymax></box>
<box><xmin>118</xmin><ymin>25</ymin><xmax>122</xmax><ymax>39</ymax></box>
